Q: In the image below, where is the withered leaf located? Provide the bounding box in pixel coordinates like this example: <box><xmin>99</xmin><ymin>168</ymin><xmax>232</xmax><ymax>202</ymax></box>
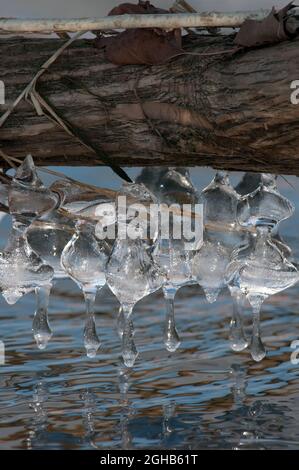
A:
<box><xmin>108</xmin><ymin>1</ymin><xmax>169</xmax><ymax>15</ymax></box>
<box><xmin>95</xmin><ymin>28</ymin><xmax>182</xmax><ymax>65</ymax></box>
<box><xmin>234</xmin><ymin>1</ymin><xmax>297</xmax><ymax>48</ymax></box>
<box><xmin>94</xmin><ymin>1</ymin><xmax>182</xmax><ymax>65</ymax></box>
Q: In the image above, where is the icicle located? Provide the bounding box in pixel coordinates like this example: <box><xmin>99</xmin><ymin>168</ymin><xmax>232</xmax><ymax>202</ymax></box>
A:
<box><xmin>122</xmin><ymin>305</ymin><xmax>138</xmax><ymax>368</ymax></box>
<box><xmin>83</xmin><ymin>290</ymin><xmax>100</xmax><ymax>358</ymax></box>
<box><xmin>163</xmin><ymin>290</ymin><xmax>180</xmax><ymax>352</ymax></box>
<box><xmin>32</xmin><ymin>284</ymin><xmax>52</xmax><ymax>349</ymax></box>
<box><xmin>229</xmin><ymin>289</ymin><xmax>248</xmax><ymax>352</ymax></box>
<box><xmin>120</xmin><ymin>404</ymin><xmax>132</xmax><ymax>450</ymax></box>
<box><xmin>117</xmin><ymin>307</ymin><xmax>125</xmax><ymax>338</ymax></box>
<box><xmin>117</xmin><ymin>306</ymin><xmax>135</xmax><ymax>346</ymax></box>
<box><xmin>249</xmin><ymin>296</ymin><xmax>266</xmax><ymax>362</ymax></box>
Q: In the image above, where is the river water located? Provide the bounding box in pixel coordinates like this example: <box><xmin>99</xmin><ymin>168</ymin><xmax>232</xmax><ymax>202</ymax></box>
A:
<box><xmin>1</xmin><ymin>167</ymin><xmax>299</xmax><ymax>450</ymax></box>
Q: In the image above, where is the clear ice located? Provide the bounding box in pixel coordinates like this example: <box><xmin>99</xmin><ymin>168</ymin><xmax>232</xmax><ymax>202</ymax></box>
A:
<box><xmin>32</xmin><ymin>284</ymin><xmax>53</xmax><ymax>349</ymax></box>
<box><xmin>0</xmin><ymin>221</ymin><xmax>54</xmax><ymax>304</ymax></box>
<box><xmin>61</xmin><ymin>220</ymin><xmax>109</xmax><ymax>358</ymax></box>
<box><xmin>192</xmin><ymin>238</ymin><xmax>231</xmax><ymax>303</ymax></box>
<box><xmin>107</xmin><ymin>237</ymin><xmax>163</xmax><ymax>367</ymax></box>
<box><xmin>237</xmin><ymin>173</ymin><xmax>294</xmax><ymax>229</ymax></box>
<box><xmin>228</xmin><ymin>287</ymin><xmax>249</xmax><ymax>352</ymax></box>
<box><xmin>1</xmin><ymin>160</ymin><xmax>299</xmax><ymax>367</ymax></box>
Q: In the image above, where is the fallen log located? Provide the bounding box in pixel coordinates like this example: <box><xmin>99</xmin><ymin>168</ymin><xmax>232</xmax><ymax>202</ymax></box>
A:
<box><xmin>0</xmin><ymin>34</ymin><xmax>299</xmax><ymax>174</ymax></box>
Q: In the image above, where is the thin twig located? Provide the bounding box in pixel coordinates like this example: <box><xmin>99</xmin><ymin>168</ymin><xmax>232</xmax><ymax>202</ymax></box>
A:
<box><xmin>29</xmin><ymin>89</ymin><xmax>132</xmax><ymax>182</ymax></box>
<box><xmin>0</xmin><ymin>31</ymin><xmax>84</xmax><ymax>129</ymax></box>
<box><xmin>0</xmin><ymin>151</ymin><xmax>121</xmax><ymax>195</ymax></box>
<box><xmin>0</xmin><ymin>150</ymin><xmax>17</xmax><ymax>169</ymax></box>
<box><xmin>0</xmin><ymin>30</ymin><xmax>132</xmax><ymax>183</ymax></box>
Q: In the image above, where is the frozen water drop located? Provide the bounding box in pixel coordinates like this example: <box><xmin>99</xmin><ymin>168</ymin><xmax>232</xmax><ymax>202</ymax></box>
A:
<box><xmin>164</xmin><ymin>329</ymin><xmax>180</xmax><ymax>353</ymax></box>
<box><xmin>229</xmin><ymin>317</ymin><xmax>249</xmax><ymax>352</ymax></box>
<box><xmin>84</xmin><ymin>316</ymin><xmax>100</xmax><ymax>358</ymax></box>
<box><xmin>34</xmin><ymin>331</ymin><xmax>52</xmax><ymax>350</ymax></box>
<box><xmin>122</xmin><ymin>343</ymin><xmax>138</xmax><ymax>368</ymax></box>
<box><xmin>163</xmin><ymin>296</ymin><xmax>181</xmax><ymax>352</ymax></box>
<box><xmin>251</xmin><ymin>335</ymin><xmax>266</xmax><ymax>362</ymax></box>
<box><xmin>164</xmin><ymin>320</ymin><xmax>180</xmax><ymax>352</ymax></box>
<box><xmin>203</xmin><ymin>287</ymin><xmax>220</xmax><ymax>304</ymax></box>
<box><xmin>85</xmin><ymin>344</ymin><xmax>99</xmax><ymax>359</ymax></box>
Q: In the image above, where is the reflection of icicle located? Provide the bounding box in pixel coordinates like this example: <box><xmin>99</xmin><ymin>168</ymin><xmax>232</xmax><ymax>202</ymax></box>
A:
<box><xmin>162</xmin><ymin>401</ymin><xmax>176</xmax><ymax>441</ymax></box>
<box><xmin>81</xmin><ymin>390</ymin><xmax>97</xmax><ymax>447</ymax></box>
<box><xmin>118</xmin><ymin>365</ymin><xmax>133</xmax><ymax>449</ymax></box>
<box><xmin>122</xmin><ymin>305</ymin><xmax>138</xmax><ymax>368</ymax></box>
<box><xmin>229</xmin><ymin>364</ymin><xmax>247</xmax><ymax>406</ymax></box>
<box><xmin>120</xmin><ymin>405</ymin><xmax>133</xmax><ymax>450</ymax></box>
<box><xmin>27</xmin><ymin>380</ymin><xmax>48</xmax><ymax>449</ymax></box>
<box><xmin>32</xmin><ymin>284</ymin><xmax>52</xmax><ymax>350</ymax></box>
<box><xmin>229</xmin><ymin>365</ymin><xmax>268</xmax><ymax>449</ymax></box>
<box><xmin>229</xmin><ymin>364</ymin><xmax>250</xmax><ymax>450</ymax></box>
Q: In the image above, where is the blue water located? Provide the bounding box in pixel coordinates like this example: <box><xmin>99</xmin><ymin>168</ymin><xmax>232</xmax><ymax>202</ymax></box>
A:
<box><xmin>1</xmin><ymin>167</ymin><xmax>299</xmax><ymax>450</ymax></box>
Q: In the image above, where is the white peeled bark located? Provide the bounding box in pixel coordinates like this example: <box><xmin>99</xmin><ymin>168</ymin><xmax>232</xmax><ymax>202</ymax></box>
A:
<box><xmin>0</xmin><ymin>11</ymin><xmax>272</xmax><ymax>34</ymax></box>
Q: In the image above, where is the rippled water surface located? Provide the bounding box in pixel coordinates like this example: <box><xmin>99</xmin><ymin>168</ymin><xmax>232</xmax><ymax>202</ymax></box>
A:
<box><xmin>1</xmin><ymin>168</ymin><xmax>299</xmax><ymax>450</ymax></box>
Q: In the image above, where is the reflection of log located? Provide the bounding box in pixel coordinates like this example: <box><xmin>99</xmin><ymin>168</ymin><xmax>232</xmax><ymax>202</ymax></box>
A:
<box><xmin>1</xmin><ymin>35</ymin><xmax>299</xmax><ymax>174</ymax></box>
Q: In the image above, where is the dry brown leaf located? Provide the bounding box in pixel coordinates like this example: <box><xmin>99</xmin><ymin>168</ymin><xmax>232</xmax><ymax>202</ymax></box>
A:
<box><xmin>94</xmin><ymin>1</ymin><xmax>182</xmax><ymax>65</ymax></box>
<box><xmin>95</xmin><ymin>28</ymin><xmax>182</xmax><ymax>65</ymax></box>
<box><xmin>234</xmin><ymin>1</ymin><xmax>297</xmax><ymax>48</ymax></box>
<box><xmin>108</xmin><ymin>1</ymin><xmax>169</xmax><ymax>15</ymax></box>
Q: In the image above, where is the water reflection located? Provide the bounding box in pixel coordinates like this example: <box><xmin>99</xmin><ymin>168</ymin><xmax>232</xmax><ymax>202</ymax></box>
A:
<box><xmin>18</xmin><ymin>353</ymin><xmax>299</xmax><ymax>450</ymax></box>
<box><xmin>27</xmin><ymin>380</ymin><xmax>48</xmax><ymax>450</ymax></box>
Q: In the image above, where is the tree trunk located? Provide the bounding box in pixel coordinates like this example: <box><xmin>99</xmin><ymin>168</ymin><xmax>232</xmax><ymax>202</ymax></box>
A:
<box><xmin>0</xmin><ymin>35</ymin><xmax>299</xmax><ymax>174</ymax></box>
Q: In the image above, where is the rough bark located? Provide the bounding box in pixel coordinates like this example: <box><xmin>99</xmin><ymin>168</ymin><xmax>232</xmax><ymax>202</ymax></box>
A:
<box><xmin>0</xmin><ymin>34</ymin><xmax>299</xmax><ymax>174</ymax></box>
